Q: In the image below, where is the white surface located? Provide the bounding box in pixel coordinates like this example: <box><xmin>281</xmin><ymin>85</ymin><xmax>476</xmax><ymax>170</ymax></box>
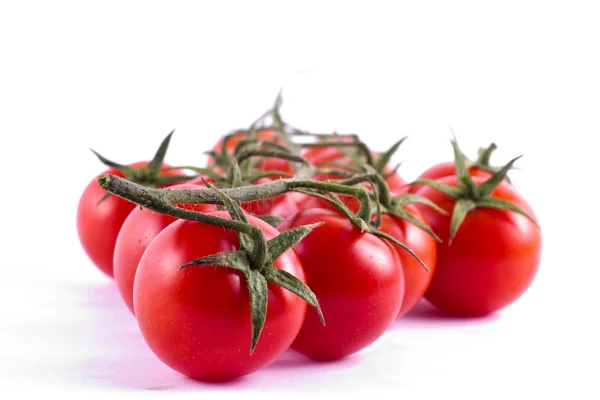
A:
<box><xmin>1</xmin><ymin>1</ymin><xmax>599</xmax><ymax>398</ymax></box>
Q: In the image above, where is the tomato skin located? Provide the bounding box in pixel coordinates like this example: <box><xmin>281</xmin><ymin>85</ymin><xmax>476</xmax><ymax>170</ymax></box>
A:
<box><xmin>378</xmin><ymin>207</ymin><xmax>437</xmax><ymax>317</ymax></box>
<box><xmin>408</xmin><ymin>162</ymin><xmax>492</xmax><ymax>194</ymax></box>
<box><xmin>278</xmin><ymin>209</ymin><xmax>404</xmax><ymax>360</ymax></box>
<box><xmin>415</xmin><ymin>176</ymin><xmax>542</xmax><ymax>316</ymax></box>
<box><xmin>113</xmin><ymin>184</ymin><xmax>215</xmax><ymax>315</ymax></box>
<box><xmin>76</xmin><ymin>161</ymin><xmax>183</xmax><ymax>278</ymax></box>
<box><xmin>134</xmin><ymin>211</ymin><xmax>307</xmax><ymax>381</ymax></box>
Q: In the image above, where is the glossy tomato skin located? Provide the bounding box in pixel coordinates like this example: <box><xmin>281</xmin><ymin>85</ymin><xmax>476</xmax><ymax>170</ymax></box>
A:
<box><xmin>113</xmin><ymin>184</ymin><xmax>215</xmax><ymax>315</ymax></box>
<box><xmin>408</xmin><ymin>162</ymin><xmax>492</xmax><ymax>194</ymax></box>
<box><xmin>134</xmin><ymin>211</ymin><xmax>307</xmax><ymax>381</ymax></box>
<box><xmin>278</xmin><ymin>209</ymin><xmax>404</xmax><ymax>360</ymax></box>
<box><xmin>76</xmin><ymin>161</ymin><xmax>182</xmax><ymax>278</ymax></box>
<box><xmin>415</xmin><ymin>176</ymin><xmax>542</xmax><ymax>316</ymax></box>
<box><xmin>378</xmin><ymin>207</ymin><xmax>437</xmax><ymax>317</ymax></box>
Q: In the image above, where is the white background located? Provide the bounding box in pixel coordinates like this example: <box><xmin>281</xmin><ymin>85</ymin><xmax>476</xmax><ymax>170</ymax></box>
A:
<box><xmin>1</xmin><ymin>1</ymin><xmax>598</xmax><ymax>398</ymax></box>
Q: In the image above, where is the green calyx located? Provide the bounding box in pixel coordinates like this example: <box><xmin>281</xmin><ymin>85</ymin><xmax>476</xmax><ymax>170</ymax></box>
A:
<box><xmin>179</xmin><ymin>183</ymin><xmax>324</xmax><ymax>355</ymax></box>
<box><xmin>415</xmin><ymin>139</ymin><xmax>536</xmax><ymax>243</ymax></box>
<box><xmin>91</xmin><ymin>130</ymin><xmax>192</xmax><ymax>204</ymax></box>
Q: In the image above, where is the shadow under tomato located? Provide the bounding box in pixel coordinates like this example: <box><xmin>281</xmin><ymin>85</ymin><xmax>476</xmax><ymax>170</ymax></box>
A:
<box><xmin>388</xmin><ymin>300</ymin><xmax>501</xmax><ymax>331</ymax></box>
<box><xmin>69</xmin><ymin>281</ymin><xmax>364</xmax><ymax>392</ymax></box>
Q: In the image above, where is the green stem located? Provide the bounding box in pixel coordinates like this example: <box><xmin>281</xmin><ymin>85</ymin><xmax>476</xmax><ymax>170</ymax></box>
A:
<box><xmin>98</xmin><ymin>174</ymin><xmax>373</xmax><ymax>224</ymax></box>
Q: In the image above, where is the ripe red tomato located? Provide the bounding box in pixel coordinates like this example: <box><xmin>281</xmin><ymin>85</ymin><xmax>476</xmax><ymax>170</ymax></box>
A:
<box><xmin>278</xmin><ymin>209</ymin><xmax>404</xmax><ymax>360</ymax></box>
<box><xmin>302</xmin><ymin>189</ymin><xmax>437</xmax><ymax>317</ymax></box>
<box><xmin>134</xmin><ymin>211</ymin><xmax>308</xmax><ymax>381</ymax></box>
<box><xmin>113</xmin><ymin>184</ymin><xmax>215</xmax><ymax>315</ymax></box>
<box><xmin>408</xmin><ymin>162</ymin><xmax>493</xmax><ymax>194</ymax></box>
<box><xmin>76</xmin><ymin>162</ymin><xmax>182</xmax><ymax>278</ymax></box>
<box><xmin>414</xmin><ymin>176</ymin><xmax>542</xmax><ymax>316</ymax></box>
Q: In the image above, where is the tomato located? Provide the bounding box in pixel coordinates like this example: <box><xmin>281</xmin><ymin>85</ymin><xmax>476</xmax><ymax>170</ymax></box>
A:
<box><xmin>414</xmin><ymin>176</ymin><xmax>542</xmax><ymax>316</ymax></box>
<box><xmin>278</xmin><ymin>209</ymin><xmax>404</xmax><ymax>360</ymax></box>
<box><xmin>134</xmin><ymin>211</ymin><xmax>307</xmax><ymax>381</ymax></box>
<box><xmin>302</xmin><ymin>188</ymin><xmax>437</xmax><ymax>317</ymax></box>
<box><xmin>408</xmin><ymin>161</ymin><xmax>493</xmax><ymax>194</ymax></box>
<box><xmin>76</xmin><ymin>162</ymin><xmax>182</xmax><ymax>278</ymax></box>
<box><xmin>113</xmin><ymin>184</ymin><xmax>215</xmax><ymax>315</ymax></box>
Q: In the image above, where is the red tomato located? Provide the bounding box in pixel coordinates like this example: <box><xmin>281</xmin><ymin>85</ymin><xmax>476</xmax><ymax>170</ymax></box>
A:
<box><xmin>134</xmin><ymin>211</ymin><xmax>307</xmax><ymax>381</ymax></box>
<box><xmin>302</xmin><ymin>190</ymin><xmax>437</xmax><ymax>317</ymax></box>
<box><xmin>414</xmin><ymin>176</ymin><xmax>542</xmax><ymax>316</ymax></box>
<box><xmin>76</xmin><ymin>162</ymin><xmax>182</xmax><ymax>278</ymax></box>
<box><xmin>113</xmin><ymin>183</ymin><xmax>216</xmax><ymax>315</ymax></box>
<box><xmin>278</xmin><ymin>209</ymin><xmax>404</xmax><ymax>360</ymax></box>
<box><xmin>378</xmin><ymin>208</ymin><xmax>437</xmax><ymax>317</ymax></box>
<box><xmin>408</xmin><ymin>162</ymin><xmax>493</xmax><ymax>194</ymax></box>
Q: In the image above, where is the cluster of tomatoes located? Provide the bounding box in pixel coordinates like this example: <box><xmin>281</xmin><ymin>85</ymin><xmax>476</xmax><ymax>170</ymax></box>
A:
<box><xmin>76</xmin><ymin>107</ymin><xmax>542</xmax><ymax>382</ymax></box>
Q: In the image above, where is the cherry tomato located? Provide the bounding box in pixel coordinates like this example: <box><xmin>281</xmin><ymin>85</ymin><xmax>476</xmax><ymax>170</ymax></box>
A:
<box><xmin>134</xmin><ymin>211</ymin><xmax>307</xmax><ymax>381</ymax></box>
<box><xmin>415</xmin><ymin>176</ymin><xmax>542</xmax><ymax>316</ymax></box>
<box><xmin>76</xmin><ymin>162</ymin><xmax>182</xmax><ymax>278</ymax></box>
<box><xmin>113</xmin><ymin>183</ymin><xmax>216</xmax><ymax>315</ymax></box>
<box><xmin>302</xmin><ymin>190</ymin><xmax>437</xmax><ymax>318</ymax></box>
<box><xmin>278</xmin><ymin>209</ymin><xmax>404</xmax><ymax>360</ymax></box>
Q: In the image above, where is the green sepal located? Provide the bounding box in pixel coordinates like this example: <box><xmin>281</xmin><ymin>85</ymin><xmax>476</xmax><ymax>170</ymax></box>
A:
<box><xmin>370</xmin><ymin>229</ymin><xmax>430</xmax><ymax>272</ymax></box>
<box><xmin>477</xmin><ymin>155</ymin><xmax>522</xmax><ymax>197</ymax></box>
<box><xmin>90</xmin><ymin>148</ymin><xmax>134</xmax><ymax>174</ymax></box>
<box><xmin>262</xmin><ymin>266</ymin><xmax>325</xmax><ymax>326</ymax></box>
<box><xmin>411</xmin><ymin>179</ymin><xmax>463</xmax><ymax>198</ymax></box>
<box><xmin>476</xmin><ymin>197</ymin><xmax>538</xmax><ymax>226</ymax></box>
<box><xmin>390</xmin><ymin>193</ymin><xmax>448</xmax><ymax>215</ymax></box>
<box><xmin>245</xmin><ymin>268</ymin><xmax>268</xmax><ymax>355</ymax></box>
<box><xmin>449</xmin><ymin>199</ymin><xmax>477</xmax><ymax>243</ymax></box>
<box><xmin>266</xmin><ymin>223</ymin><xmax>323</xmax><ymax>265</ymax></box>
<box><xmin>374</xmin><ymin>137</ymin><xmax>407</xmax><ymax>172</ymax></box>
<box><xmin>146</xmin><ymin>130</ymin><xmax>175</xmax><ymax>176</ymax></box>
<box><xmin>387</xmin><ymin>206</ymin><xmax>442</xmax><ymax>243</ymax></box>
<box><xmin>179</xmin><ymin>250</ymin><xmax>249</xmax><ymax>272</ymax></box>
